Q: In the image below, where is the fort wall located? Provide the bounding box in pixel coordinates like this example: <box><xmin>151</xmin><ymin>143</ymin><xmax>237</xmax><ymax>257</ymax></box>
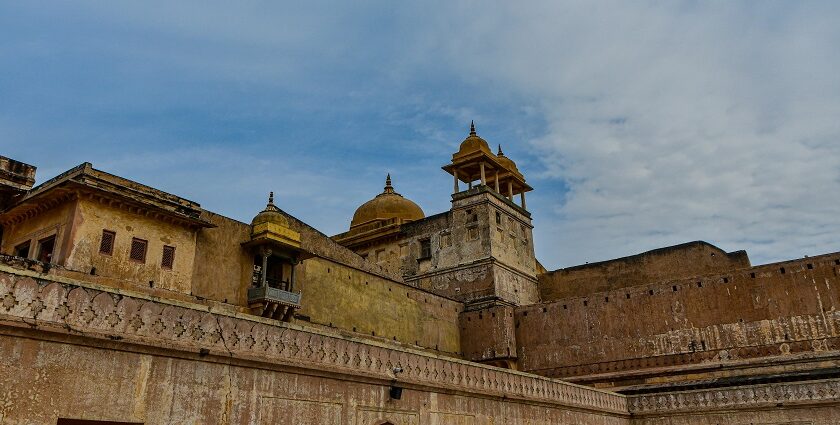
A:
<box><xmin>516</xmin><ymin>252</ymin><xmax>840</xmax><ymax>388</ymax></box>
<box><xmin>538</xmin><ymin>241</ymin><xmax>750</xmax><ymax>301</ymax></box>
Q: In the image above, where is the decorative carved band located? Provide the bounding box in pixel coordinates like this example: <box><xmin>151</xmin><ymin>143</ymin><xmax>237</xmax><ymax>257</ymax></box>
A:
<box><xmin>628</xmin><ymin>379</ymin><xmax>840</xmax><ymax>414</ymax></box>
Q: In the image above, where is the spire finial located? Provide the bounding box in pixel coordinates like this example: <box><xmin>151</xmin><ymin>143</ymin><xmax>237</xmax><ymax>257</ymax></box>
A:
<box><xmin>384</xmin><ymin>173</ymin><xmax>395</xmax><ymax>193</ymax></box>
<box><xmin>497</xmin><ymin>144</ymin><xmax>504</xmax><ymax>156</ymax></box>
<box><xmin>262</xmin><ymin>191</ymin><xmax>280</xmax><ymax>212</ymax></box>
<box><xmin>469</xmin><ymin>120</ymin><xmax>476</xmax><ymax>136</ymax></box>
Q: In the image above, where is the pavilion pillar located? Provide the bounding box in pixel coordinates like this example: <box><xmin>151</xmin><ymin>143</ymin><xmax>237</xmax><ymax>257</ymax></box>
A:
<box><xmin>479</xmin><ymin>162</ymin><xmax>486</xmax><ymax>185</ymax></box>
<box><xmin>289</xmin><ymin>259</ymin><xmax>297</xmax><ymax>292</ymax></box>
<box><xmin>260</xmin><ymin>248</ymin><xmax>272</xmax><ymax>288</ymax></box>
<box><xmin>520</xmin><ymin>192</ymin><xmax>526</xmax><ymax>210</ymax></box>
<box><xmin>507</xmin><ymin>182</ymin><xmax>513</xmax><ymax>201</ymax></box>
<box><xmin>453</xmin><ymin>169</ymin><xmax>460</xmax><ymax>193</ymax></box>
<box><xmin>494</xmin><ymin>172</ymin><xmax>500</xmax><ymax>192</ymax></box>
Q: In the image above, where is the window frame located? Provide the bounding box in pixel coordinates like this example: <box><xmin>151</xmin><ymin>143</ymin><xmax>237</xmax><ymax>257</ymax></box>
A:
<box><xmin>13</xmin><ymin>240</ymin><xmax>31</xmax><ymax>258</ymax></box>
<box><xmin>418</xmin><ymin>238</ymin><xmax>432</xmax><ymax>260</ymax></box>
<box><xmin>129</xmin><ymin>237</ymin><xmax>148</xmax><ymax>264</ymax></box>
<box><xmin>161</xmin><ymin>245</ymin><xmax>175</xmax><ymax>269</ymax></box>
<box><xmin>36</xmin><ymin>234</ymin><xmax>56</xmax><ymax>264</ymax></box>
<box><xmin>99</xmin><ymin>229</ymin><xmax>116</xmax><ymax>256</ymax></box>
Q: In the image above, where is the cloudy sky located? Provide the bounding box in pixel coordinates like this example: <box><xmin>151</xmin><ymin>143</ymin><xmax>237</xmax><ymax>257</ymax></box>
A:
<box><xmin>2</xmin><ymin>1</ymin><xmax>838</xmax><ymax>268</ymax></box>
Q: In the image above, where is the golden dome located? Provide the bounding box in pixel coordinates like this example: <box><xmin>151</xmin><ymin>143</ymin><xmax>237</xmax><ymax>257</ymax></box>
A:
<box><xmin>496</xmin><ymin>145</ymin><xmax>521</xmax><ymax>175</ymax></box>
<box><xmin>453</xmin><ymin>121</ymin><xmax>493</xmax><ymax>159</ymax></box>
<box><xmin>350</xmin><ymin>175</ymin><xmax>424</xmax><ymax>228</ymax></box>
<box><xmin>251</xmin><ymin>192</ymin><xmax>289</xmax><ymax>227</ymax></box>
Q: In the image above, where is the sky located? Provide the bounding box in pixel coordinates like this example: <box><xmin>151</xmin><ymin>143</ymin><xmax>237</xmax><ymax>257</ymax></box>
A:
<box><xmin>1</xmin><ymin>1</ymin><xmax>839</xmax><ymax>268</ymax></box>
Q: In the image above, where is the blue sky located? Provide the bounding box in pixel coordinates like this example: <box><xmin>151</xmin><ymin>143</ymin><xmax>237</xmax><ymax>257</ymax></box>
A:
<box><xmin>2</xmin><ymin>1</ymin><xmax>839</xmax><ymax>268</ymax></box>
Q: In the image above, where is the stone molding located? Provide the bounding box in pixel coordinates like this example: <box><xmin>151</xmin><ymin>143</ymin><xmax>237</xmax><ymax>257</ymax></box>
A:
<box><xmin>627</xmin><ymin>379</ymin><xmax>840</xmax><ymax>415</ymax></box>
<box><xmin>0</xmin><ymin>267</ymin><xmax>627</xmax><ymax>415</ymax></box>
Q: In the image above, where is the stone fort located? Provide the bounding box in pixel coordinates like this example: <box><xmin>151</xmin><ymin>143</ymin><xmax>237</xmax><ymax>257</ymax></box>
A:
<box><xmin>0</xmin><ymin>123</ymin><xmax>838</xmax><ymax>424</ymax></box>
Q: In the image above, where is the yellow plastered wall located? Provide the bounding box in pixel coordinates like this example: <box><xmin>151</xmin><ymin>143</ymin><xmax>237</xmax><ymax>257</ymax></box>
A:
<box><xmin>297</xmin><ymin>258</ymin><xmax>463</xmax><ymax>355</ymax></box>
<box><xmin>1</xmin><ymin>200</ymin><xmax>75</xmax><ymax>262</ymax></box>
<box><xmin>190</xmin><ymin>211</ymin><xmax>253</xmax><ymax>305</ymax></box>
<box><xmin>64</xmin><ymin>198</ymin><xmax>198</xmax><ymax>294</ymax></box>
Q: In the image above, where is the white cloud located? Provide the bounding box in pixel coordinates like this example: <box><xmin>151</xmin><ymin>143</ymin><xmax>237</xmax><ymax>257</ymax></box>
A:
<box><xmin>3</xmin><ymin>1</ymin><xmax>838</xmax><ymax>268</ymax></box>
<box><xmin>412</xmin><ymin>1</ymin><xmax>840</xmax><ymax>266</ymax></box>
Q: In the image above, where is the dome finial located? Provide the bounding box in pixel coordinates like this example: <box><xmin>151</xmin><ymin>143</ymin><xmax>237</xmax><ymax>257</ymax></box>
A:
<box><xmin>384</xmin><ymin>173</ymin><xmax>395</xmax><ymax>194</ymax></box>
<box><xmin>497</xmin><ymin>144</ymin><xmax>504</xmax><ymax>156</ymax></box>
<box><xmin>262</xmin><ymin>191</ymin><xmax>280</xmax><ymax>212</ymax></box>
<box><xmin>469</xmin><ymin>120</ymin><xmax>476</xmax><ymax>136</ymax></box>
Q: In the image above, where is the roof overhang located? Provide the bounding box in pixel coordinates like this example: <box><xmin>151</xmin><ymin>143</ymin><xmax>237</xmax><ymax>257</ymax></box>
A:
<box><xmin>0</xmin><ymin>163</ymin><xmax>215</xmax><ymax>229</ymax></box>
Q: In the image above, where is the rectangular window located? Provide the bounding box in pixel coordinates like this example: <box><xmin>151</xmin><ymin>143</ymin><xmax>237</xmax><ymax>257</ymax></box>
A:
<box><xmin>13</xmin><ymin>240</ymin><xmax>30</xmax><ymax>258</ymax></box>
<box><xmin>468</xmin><ymin>227</ymin><xmax>479</xmax><ymax>241</ymax></box>
<box><xmin>36</xmin><ymin>235</ymin><xmax>55</xmax><ymax>263</ymax></box>
<box><xmin>99</xmin><ymin>230</ymin><xmax>116</xmax><ymax>255</ymax></box>
<box><xmin>129</xmin><ymin>238</ymin><xmax>148</xmax><ymax>263</ymax></box>
<box><xmin>419</xmin><ymin>238</ymin><xmax>431</xmax><ymax>259</ymax></box>
<box><xmin>496</xmin><ymin>211</ymin><xmax>502</xmax><ymax>224</ymax></box>
<box><xmin>161</xmin><ymin>245</ymin><xmax>175</xmax><ymax>269</ymax></box>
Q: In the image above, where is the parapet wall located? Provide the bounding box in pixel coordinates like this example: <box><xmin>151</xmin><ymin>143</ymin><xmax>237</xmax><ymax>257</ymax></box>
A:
<box><xmin>517</xmin><ymin>251</ymin><xmax>840</xmax><ymax>388</ymax></box>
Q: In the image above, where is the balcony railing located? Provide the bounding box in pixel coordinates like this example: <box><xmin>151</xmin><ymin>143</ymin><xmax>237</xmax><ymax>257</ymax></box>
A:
<box><xmin>248</xmin><ymin>285</ymin><xmax>301</xmax><ymax>307</ymax></box>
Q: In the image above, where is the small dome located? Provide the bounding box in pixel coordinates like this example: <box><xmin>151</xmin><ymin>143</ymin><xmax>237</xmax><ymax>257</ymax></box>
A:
<box><xmin>496</xmin><ymin>145</ymin><xmax>521</xmax><ymax>175</ymax></box>
<box><xmin>454</xmin><ymin>121</ymin><xmax>493</xmax><ymax>159</ymax></box>
<box><xmin>251</xmin><ymin>192</ymin><xmax>289</xmax><ymax>227</ymax></box>
<box><xmin>350</xmin><ymin>175</ymin><xmax>424</xmax><ymax>228</ymax></box>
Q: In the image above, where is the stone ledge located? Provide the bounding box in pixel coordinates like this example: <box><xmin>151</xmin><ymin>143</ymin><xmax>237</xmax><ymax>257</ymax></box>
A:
<box><xmin>627</xmin><ymin>378</ymin><xmax>840</xmax><ymax>414</ymax></box>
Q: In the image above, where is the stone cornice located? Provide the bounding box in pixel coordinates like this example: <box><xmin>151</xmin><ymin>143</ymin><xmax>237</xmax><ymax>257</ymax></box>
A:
<box><xmin>627</xmin><ymin>378</ymin><xmax>840</xmax><ymax>414</ymax></box>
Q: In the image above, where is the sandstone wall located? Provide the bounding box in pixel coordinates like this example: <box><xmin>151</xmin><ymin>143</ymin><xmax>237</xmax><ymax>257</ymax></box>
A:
<box><xmin>0</xmin><ymin>197</ymin><xmax>75</xmax><ymax>261</ymax></box>
<box><xmin>67</xmin><ymin>198</ymin><xmax>199</xmax><ymax>294</ymax></box>
<box><xmin>516</xmin><ymin>252</ymin><xmax>840</xmax><ymax>387</ymax></box>
<box><xmin>190</xmin><ymin>211</ymin><xmax>253</xmax><ymax>305</ymax></box>
<box><xmin>297</xmin><ymin>257</ymin><xmax>464</xmax><ymax>355</ymax></box>
<box><xmin>538</xmin><ymin>241</ymin><xmax>750</xmax><ymax>301</ymax></box>
<box><xmin>627</xmin><ymin>379</ymin><xmax>840</xmax><ymax>424</ymax></box>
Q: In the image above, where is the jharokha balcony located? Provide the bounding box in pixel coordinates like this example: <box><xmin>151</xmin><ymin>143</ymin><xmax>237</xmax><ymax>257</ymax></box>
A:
<box><xmin>247</xmin><ymin>284</ymin><xmax>301</xmax><ymax>321</ymax></box>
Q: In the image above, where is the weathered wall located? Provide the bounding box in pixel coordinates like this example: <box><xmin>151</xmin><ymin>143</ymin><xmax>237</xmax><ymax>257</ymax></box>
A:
<box><xmin>187</xmin><ymin>210</ymin><xmax>466</xmax><ymax>355</ymax></box>
<box><xmin>297</xmin><ymin>257</ymin><xmax>464</xmax><ymax>355</ymax></box>
<box><xmin>395</xmin><ymin>189</ymin><xmax>539</xmax><ymax>306</ymax></box>
<box><xmin>0</xmin><ymin>267</ymin><xmax>629</xmax><ymax>425</ymax></box>
<box><xmin>459</xmin><ymin>304</ymin><xmax>517</xmax><ymax>364</ymax></box>
<box><xmin>66</xmin><ymin>198</ymin><xmax>198</xmax><ymax>294</ymax></box>
<box><xmin>0</xmin><ymin>198</ymin><xmax>75</xmax><ymax>261</ymax></box>
<box><xmin>515</xmin><ymin>252</ymin><xmax>840</xmax><ymax>388</ymax></box>
<box><xmin>538</xmin><ymin>241</ymin><xmax>750</xmax><ymax>301</ymax></box>
<box><xmin>190</xmin><ymin>211</ymin><xmax>252</xmax><ymax>305</ymax></box>
<box><xmin>627</xmin><ymin>379</ymin><xmax>840</xmax><ymax>424</ymax></box>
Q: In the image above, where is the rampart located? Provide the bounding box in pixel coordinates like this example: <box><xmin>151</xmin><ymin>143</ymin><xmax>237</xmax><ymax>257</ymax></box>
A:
<box><xmin>517</xmin><ymin>252</ymin><xmax>840</xmax><ymax>390</ymax></box>
<box><xmin>538</xmin><ymin>241</ymin><xmax>750</xmax><ymax>300</ymax></box>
